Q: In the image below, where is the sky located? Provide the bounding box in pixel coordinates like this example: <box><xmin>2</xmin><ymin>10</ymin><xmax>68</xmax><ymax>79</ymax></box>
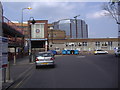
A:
<box><xmin>1</xmin><ymin>1</ymin><xmax>118</xmax><ymax>38</ymax></box>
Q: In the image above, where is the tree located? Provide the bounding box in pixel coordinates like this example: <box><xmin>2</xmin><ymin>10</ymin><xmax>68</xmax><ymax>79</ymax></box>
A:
<box><xmin>102</xmin><ymin>0</ymin><xmax>120</xmax><ymax>24</ymax></box>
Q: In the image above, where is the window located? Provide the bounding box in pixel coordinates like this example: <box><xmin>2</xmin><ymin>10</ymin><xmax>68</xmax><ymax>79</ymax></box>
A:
<box><xmin>108</xmin><ymin>41</ymin><xmax>112</xmax><ymax>46</ymax></box>
<box><xmin>82</xmin><ymin>42</ymin><xmax>87</xmax><ymax>46</ymax></box>
<box><xmin>50</xmin><ymin>45</ymin><xmax>52</xmax><ymax>47</ymax></box>
<box><xmin>78</xmin><ymin>43</ymin><xmax>82</xmax><ymax>46</ymax></box>
<box><xmin>71</xmin><ymin>44</ymin><xmax>74</xmax><ymax>46</ymax></box>
<box><xmin>53</xmin><ymin>34</ymin><xmax>56</xmax><ymax>37</ymax></box>
<box><xmin>102</xmin><ymin>42</ymin><xmax>108</xmax><ymax>46</ymax></box>
<box><xmin>95</xmin><ymin>42</ymin><xmax>100</xmax><ymax>46</ymax></box>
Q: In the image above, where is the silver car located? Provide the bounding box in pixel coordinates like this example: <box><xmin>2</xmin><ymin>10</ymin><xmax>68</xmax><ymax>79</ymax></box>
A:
<box><xmin>35</xmin><ymin>52</ymin><xmax>55</xmax><ymax>69</ymax></box>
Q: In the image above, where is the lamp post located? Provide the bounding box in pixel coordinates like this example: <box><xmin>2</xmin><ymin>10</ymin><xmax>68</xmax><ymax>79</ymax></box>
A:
<box><xmin>21</xmin><ymin>7</ymin><xmax>32</xmax><ymax>33</ymax></box>
<box><xmin>21</xmin><ymin>7</ymin><xmax>32</xmax><ymax>58</ymax></box>
<box><xmin>28</xmin><ymin>17</ymin><xmax>36</xmax><ymax>63</ymax></box>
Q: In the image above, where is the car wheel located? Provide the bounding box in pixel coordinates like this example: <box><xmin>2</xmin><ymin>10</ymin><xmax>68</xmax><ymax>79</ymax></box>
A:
<box><xmin>36</xmin><ymin>66</ymin><xmax>38</xmax><ymax>69</ymax></box>
<box><xmin>52</xmin><ymin>65</ymin><xmax>55</xmax><ymax>68</ymax></box>
<box><xmin>115</xmin><ymin>54</ymin><xmax>118</xmax><ymax>57</ymax></box>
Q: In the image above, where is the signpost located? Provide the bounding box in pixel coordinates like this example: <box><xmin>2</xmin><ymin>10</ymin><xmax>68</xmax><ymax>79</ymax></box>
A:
<box><xmin>2</xmin><ymin>37</ymin><xmax>8</xmax><ymax>68</ymax></box>
<box><xmin>0</xmin><ymin>36</ymin><xmax>8</xmax><ymax>83</ymax></box>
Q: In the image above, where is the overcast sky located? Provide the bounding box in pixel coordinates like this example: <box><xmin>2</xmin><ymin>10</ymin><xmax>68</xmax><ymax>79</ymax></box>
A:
<box><xmin>1</xmin><ymin>1</ymin><xmax>118</xmax><ymax>38</ymax></box>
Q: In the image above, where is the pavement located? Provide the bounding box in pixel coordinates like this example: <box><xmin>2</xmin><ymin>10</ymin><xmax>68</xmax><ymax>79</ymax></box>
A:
<box><xmin>2</xmin><ymin>56</ymin><xmax>35</xmax><ymax>90</ymax></box>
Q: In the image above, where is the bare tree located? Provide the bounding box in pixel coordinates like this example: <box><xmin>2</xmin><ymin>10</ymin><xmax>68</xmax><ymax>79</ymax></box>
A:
<box><xmin>102</xmin><ymin>0</ymin><xmax>120</xmax><ymax>24</ymax></box>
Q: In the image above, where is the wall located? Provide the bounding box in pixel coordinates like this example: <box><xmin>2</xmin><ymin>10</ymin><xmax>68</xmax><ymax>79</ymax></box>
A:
<box><xmin>48</xmin><ymin>29</ymin><xmax>66</xmax><ymax>39</ymax></box>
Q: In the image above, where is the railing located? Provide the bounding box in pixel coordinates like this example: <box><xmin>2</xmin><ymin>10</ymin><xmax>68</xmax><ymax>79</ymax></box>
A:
<box><xmin>2</xmin><ymin>16</ymin><xmax>23</xmax><ymax>34</ymax></box>
<box><xmin>4</xmin><ymin>34</ymin><xmax>24</xmax><ymax>46</ymax></box>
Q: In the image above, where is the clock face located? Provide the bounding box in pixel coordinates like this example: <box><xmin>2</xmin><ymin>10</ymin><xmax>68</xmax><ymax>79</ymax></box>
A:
<box><xmin>36</xmin><ymin>29</ymin><xmax>40</xmax><ymax>33</ymax></box>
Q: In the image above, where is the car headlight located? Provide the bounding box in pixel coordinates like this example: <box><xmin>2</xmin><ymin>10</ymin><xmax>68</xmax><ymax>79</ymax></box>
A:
<box><xmin>105</xmin><ymin>51</ymin><xmax>108</xmax><ymax>53</ymax></box>
<box><xmin>94</xmin><ymin>51</ymin><xmax>97</xmax><ymax>53</ymax></box>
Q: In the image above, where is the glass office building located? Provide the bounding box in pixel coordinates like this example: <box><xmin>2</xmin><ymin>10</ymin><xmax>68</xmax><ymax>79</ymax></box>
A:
<box><xmin>53</xmin><ymin>19</ymin><xmax>88</xmax><ymax>39</ymax></box>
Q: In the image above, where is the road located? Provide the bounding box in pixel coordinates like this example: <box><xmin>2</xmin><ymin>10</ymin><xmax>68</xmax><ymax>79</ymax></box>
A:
<box><xmin>10</xmin><ymin>54</ymin><xmax>118</xmax><ymax>88</ymax></box>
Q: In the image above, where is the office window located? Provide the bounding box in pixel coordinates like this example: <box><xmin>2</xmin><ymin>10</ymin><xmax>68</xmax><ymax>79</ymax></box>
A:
<box><xmin>102</xmin><ymin>42</ymin><xmax>108</xmax><ymax>46</ymax></box>
<box><xmin>50</xmin><ymin>45</ymin><xmax>52</xmax><ymax>47</ymax></box>
<box><xmin>108</xmin><ymin>41</ymin><xmax>112</xmax><ymax>46</ymax></box>
<box><xmin>95</xmin><ymin>42</ymin><xmax>100</xmax><ymax>46</ymax></box>
<box><xmin>82</xmin><ymin>42</ymin><xmax>87</xmax><ymax>46</ymax></box>
<box><xmin>78</xmin><ymin>43</ymin><xmax>81</xmax><ymax>46</ymax></box>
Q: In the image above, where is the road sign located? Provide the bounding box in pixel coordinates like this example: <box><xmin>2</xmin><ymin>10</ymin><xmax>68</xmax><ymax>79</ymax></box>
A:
<box><xmin>0</xmin><ymin>36</ymin><xmax>8</xmax><ymax>68</ymax></box>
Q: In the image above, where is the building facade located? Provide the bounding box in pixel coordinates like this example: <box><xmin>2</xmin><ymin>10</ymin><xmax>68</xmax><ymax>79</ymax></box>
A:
<box><xmin>53</xmin><ymin>19</ymin><xmax>88</xmax><ymax>39</ymax></box>
<box><xmin>49</xmin><ymin>38</ymin><xmax>118</xmax><ymax>53</ymax></box>
<box><xmin>48</xmin><ymin>29</ymin><xmax>66</xmax><ymax>40</ymax></box>
<box><xmin>28</xmin><ymin>20</ymin><xmax>48</xmax><ymax>52</ymax></box>
<box><xmin>14</xmin><ymin>22</ymin><xmax>28</xmax><ymax>38</ymax></box>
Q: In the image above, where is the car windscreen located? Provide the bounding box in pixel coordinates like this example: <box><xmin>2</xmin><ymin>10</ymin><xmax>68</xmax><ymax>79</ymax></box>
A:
<box><xmin>117</xmin><ymin>50</ymin><xmax>120</xmax><ymax>52</ymax></box>
<box><xmin>36</xmin><ymin>53</ymin><xmax>52</xmax><ymax>57</ymax></box>
<box><xmin>97</xmin><ymin>50</ymin><xmax>104</xmax><ymax>51</ymax></box>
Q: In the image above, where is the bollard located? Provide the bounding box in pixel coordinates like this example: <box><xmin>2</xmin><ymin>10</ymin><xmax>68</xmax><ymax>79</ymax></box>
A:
<box><xmin>13</xmin><ymin>55</ymin><xmax>16</xmax><ymax>65</ymax></box>
<box><xmin>6</xmin><ymin>61</ymin><xmax>10</xmax><ymax>81</ymax></box>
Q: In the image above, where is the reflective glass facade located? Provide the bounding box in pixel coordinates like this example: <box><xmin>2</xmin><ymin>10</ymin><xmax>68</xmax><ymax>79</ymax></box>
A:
<box><xmin>53</xmin><ymin>19</ymin><xmax>88</xmax><ymax>39</ymax></box>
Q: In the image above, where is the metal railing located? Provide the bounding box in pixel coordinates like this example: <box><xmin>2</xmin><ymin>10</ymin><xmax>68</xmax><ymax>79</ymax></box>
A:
<box><xmin>2</xmin><ymin>16</ymin><xmax>23</xmax><ymax>34</ymax></box>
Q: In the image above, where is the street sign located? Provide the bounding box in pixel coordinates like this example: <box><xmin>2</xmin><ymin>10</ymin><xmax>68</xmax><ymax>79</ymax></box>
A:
<box><xmin>0</xmin><ymin>37</ymin><xmax>8</xmax><ymax>68</ymax></box>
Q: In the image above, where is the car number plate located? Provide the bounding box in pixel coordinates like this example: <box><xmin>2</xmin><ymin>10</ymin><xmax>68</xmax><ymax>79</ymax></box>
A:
<box><xmin>42</xmin><ymin>63</ymin><xmax>48</xmax><ymax>64</ymax></box>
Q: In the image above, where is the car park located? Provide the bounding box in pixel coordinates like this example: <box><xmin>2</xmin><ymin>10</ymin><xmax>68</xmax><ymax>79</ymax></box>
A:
<box><xmin>35</xmin><ymin>52</ymin><xmax>55</xmax><ymax>69</ymax></box>
<box><xmin>94</xmin><ymin>49</ymin><xmax>108</xmax><ymax>55</ymax></box>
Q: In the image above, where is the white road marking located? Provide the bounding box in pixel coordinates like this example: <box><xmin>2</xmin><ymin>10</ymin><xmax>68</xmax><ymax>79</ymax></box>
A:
<box><xmin>77</xmin><ymin>56</ymin><xmax>86</xmax><ymax>58</ymax></box>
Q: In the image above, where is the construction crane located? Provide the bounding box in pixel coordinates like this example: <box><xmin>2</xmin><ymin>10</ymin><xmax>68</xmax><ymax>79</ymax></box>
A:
<box><xmin>74</xmin><ymin>15</ymin><xmax>80</xmax><ymax>19</ymax></box>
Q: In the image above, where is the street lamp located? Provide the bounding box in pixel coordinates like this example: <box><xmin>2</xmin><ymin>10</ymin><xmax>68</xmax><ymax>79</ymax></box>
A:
<box><xmin>28</xmin><ymin>17</ymin><xmax>36</xmax><ymax>63</ymax></box>
<box><xmin>21</xmin><ymin>7</ymin><xmax>32</xmax><ymax>58</ymax></box>
<box><xmin>21</xmin><ymin>7</ymin><xmax>32</xmax><ymax>33</ymax></box>
<box><xmin>74</xmin><ymin>15</ymin><xmax>80</xmax><ymax>39</ymax></box>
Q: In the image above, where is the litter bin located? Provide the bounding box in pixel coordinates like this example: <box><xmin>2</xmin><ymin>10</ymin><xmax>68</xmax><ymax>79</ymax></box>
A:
<box><xmin>67</xmin><ymin>50</ymin><xmax>71</xmax><ymax>55</ymax></box>
<box><xmin>62</xmin><ymin>50</ymin><xmax>67</xmax><ymax>55</ymax></box>
<box><xmin>74</xmin><ymin>50</ymin><xmax>79</xmax><ymax>55</ymax></box>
